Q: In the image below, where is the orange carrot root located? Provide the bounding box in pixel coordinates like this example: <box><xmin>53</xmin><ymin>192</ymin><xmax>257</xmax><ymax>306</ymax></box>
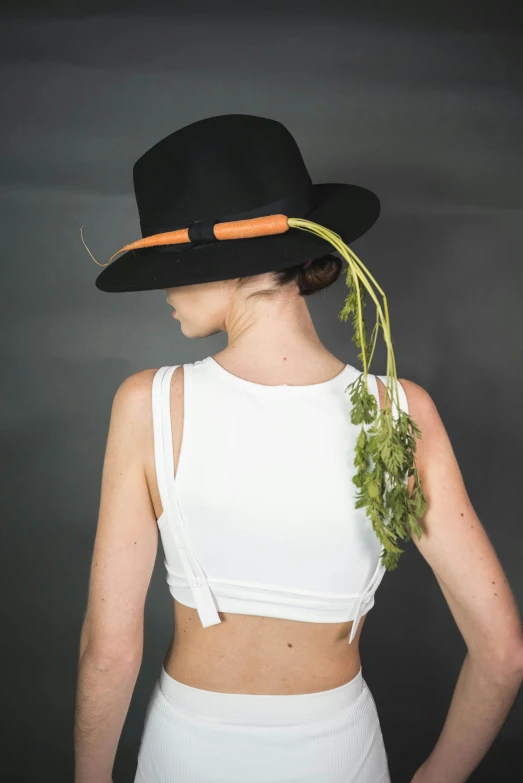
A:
<box><xmin>82</xmin><ymin>215</ymin><xmax>290</xmax><ymax>267</ymax></box>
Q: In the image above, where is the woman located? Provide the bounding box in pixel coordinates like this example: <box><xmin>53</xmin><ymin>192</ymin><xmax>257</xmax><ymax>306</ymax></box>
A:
<box><xmin>74</xmin><ymin>114</ymin><xmax>523</xmax><ymax>783</ymax></box>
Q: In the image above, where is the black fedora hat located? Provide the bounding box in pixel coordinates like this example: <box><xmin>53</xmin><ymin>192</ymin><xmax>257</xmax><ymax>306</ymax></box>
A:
<box><xmin>92</xmin><ymin>113</ymin><xmax>380</xmax><ymax>293</ymax></box>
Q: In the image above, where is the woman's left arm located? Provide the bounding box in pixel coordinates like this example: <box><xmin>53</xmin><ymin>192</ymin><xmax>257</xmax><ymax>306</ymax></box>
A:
<box><xmin>400</xmin><ymin>379</ymin><xmax>523</xmax><ymax>783</ymax></box>
<box><xmin>74</xmin><ymin>370</ymin><xmax>159</xmax><ymax>783</ymax></box>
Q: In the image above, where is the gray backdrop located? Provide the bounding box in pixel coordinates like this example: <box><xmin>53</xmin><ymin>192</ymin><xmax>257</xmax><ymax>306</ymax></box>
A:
<box><xmin>2</xmin><ymin>1</ymin><xmax>522</xmax><ymax>781</ymax></box>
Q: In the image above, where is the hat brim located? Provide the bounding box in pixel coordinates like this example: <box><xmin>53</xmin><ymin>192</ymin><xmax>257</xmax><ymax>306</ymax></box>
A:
<box><xmin>94</xmin><ymin>183</ymin><xmax>380</xmax><ymax>293</ymax></box>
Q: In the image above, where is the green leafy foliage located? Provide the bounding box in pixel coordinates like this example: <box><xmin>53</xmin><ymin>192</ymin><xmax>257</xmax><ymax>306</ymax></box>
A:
<box><xmin>288</xmin><ymin>216</ymin><xmax>428</xmax><ymax>571</ymax></box>
<box><xmin>346</xmin><ymin>373</ymin><xmax>427</xmax><ymax>570</ymax></box>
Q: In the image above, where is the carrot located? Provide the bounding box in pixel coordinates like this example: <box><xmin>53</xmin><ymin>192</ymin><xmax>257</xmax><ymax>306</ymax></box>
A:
<box><xmin>80</xmin><ymin>214</ymin><xmax>290</xmax><ymax>267</ymax></box>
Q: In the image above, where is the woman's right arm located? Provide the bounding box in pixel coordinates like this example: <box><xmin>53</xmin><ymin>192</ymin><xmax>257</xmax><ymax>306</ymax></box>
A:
<box><xmin>399</xmin><ymin>379</ymin><xmax>523</xmax><ymax>783</ymax></box>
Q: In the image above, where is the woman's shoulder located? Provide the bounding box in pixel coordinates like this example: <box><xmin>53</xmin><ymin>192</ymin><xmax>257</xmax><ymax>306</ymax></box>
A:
<box><xmin>105</xmin><ymin>370</ymin><xmax>161</xmax><ymax>445</ymax></box>
<box><xmin>374</xmin><ymin>375</ymin><xmax>432</xmax><ymax>417</ymax></box>
<box><xmin>115</xmin><ymin>365</ymin><xmax>186</xmax><ymax>397</ymax></box>
<box><xmin>395</xmin><ymin>377</ymin><xmax>447</xmax><ymax>469</ymax></box>
<box><xmin>113</xmin><ymin>366</ymin><xmax>187</xmax><ymax>421</ymax></box>
<box><xmin>113</xmin><ymin>367</ymin><xmax>161</xmax><ymax>404</ymax></box>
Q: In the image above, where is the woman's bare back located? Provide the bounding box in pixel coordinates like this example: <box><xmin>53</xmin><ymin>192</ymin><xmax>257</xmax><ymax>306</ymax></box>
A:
<box><xmin>144</xmin><ymin>365</ymin><xmax>406</xmax><ymax>695</ymax></box>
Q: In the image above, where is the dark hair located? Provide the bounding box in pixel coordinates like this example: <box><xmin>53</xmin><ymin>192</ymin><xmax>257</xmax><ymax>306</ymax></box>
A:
<box><xmin>237</xmin><ymin>253</ymin><xmax>343</xmax><ymax>299</ymax></box>
<box><xmin>276</xmin><ymin>253</ymin><xmax>343</xmax><ymax>296</ymax></box>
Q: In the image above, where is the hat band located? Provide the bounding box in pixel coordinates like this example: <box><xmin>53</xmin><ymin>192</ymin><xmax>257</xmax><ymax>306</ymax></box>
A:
<box><xmin>139</xmin><ymin>182</ymin><xmax>316</xmax><ymax>245</ymax></box>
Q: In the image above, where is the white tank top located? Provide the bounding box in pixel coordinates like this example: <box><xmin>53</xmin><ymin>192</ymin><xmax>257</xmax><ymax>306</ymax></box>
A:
<box><xmin>151</xmin><ymin>356</ymin><xmax>408</xmax><ymax>645</ymax></box>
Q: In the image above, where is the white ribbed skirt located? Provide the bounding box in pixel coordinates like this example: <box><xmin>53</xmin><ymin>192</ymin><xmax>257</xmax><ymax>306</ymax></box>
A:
<box><xmin>134</xmin><ymin>664</ymin><xmax>391</xmax><ymax>783</ymax></box>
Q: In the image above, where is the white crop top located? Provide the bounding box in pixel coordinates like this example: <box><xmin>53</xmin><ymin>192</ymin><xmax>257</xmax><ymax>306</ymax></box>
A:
<box><xmin>151</xmin><ymin>356</ymin><xmax>408</xmax><ymax>645</ymax></box>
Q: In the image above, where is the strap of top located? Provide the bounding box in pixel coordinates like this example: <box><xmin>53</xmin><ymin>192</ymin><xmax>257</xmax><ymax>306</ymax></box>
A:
<box><xmin>347</xmin><ymin>374</ymin><xmax>408</xmax><ymax>644</ymax></box>
<box><xmin>152</xmin><ymin>365</ymin><xmax>221</xmax><ymax>628</ymax></box>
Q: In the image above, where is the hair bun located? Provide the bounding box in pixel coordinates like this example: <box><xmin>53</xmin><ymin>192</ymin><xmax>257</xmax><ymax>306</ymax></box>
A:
<box><xmin>298</xmin><ymin>253</ymin><xmax>343</xmax><ymax>295</ymax></box>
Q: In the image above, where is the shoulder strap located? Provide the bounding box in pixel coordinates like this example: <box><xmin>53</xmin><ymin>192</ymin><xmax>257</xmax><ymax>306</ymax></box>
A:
<box><xmin>152</xmin><ymin>366</ymin><xmax>178</xmax><ymax>521</ymax></box>
<box><xmin>151</xmin><ymin>364</ymin><xmax>221</xmax><ymax>629</ymax></box>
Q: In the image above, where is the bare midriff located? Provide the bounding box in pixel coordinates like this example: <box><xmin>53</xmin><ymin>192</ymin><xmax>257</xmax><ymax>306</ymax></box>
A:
<box><xmin>163</xmin><ymin>600</ymin><xmax>366</xmax><ymax>695</ymax></box>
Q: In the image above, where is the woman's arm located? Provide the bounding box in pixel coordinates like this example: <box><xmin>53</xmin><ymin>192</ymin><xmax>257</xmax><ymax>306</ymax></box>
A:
<box><xmin>74</xmin><ymin>370</ymin><xmax>159</xmax><ymax>783</ymax></box>
<box><xmin>398</xmin><ymin>379</ymin><xmax>523</xmax><ymax>783</ymax></box>
<box><xmin>410</xmin><ymin>651</ymin><xmax>523</xmax><ymax>783</ymax></box>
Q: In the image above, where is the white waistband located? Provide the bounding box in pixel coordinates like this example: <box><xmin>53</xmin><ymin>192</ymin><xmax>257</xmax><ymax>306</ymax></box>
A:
<box><xmin>159</xmin><ymin>664</ymin><xmax>364</xmax><ymax>726</ymax></box>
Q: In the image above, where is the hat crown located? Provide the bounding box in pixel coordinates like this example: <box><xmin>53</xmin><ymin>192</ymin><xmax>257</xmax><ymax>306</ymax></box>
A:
<box><xmin>132</xmin><ymin>114</ymin><xmax>313</xmax><ymax>235</ymax></box>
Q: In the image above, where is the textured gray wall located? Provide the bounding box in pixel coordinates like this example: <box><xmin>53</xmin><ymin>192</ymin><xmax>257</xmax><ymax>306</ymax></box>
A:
<box><xmin>2</xmin><ymin>2</ymin><xmax>522</xmax><ymax>780</ymax></box>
